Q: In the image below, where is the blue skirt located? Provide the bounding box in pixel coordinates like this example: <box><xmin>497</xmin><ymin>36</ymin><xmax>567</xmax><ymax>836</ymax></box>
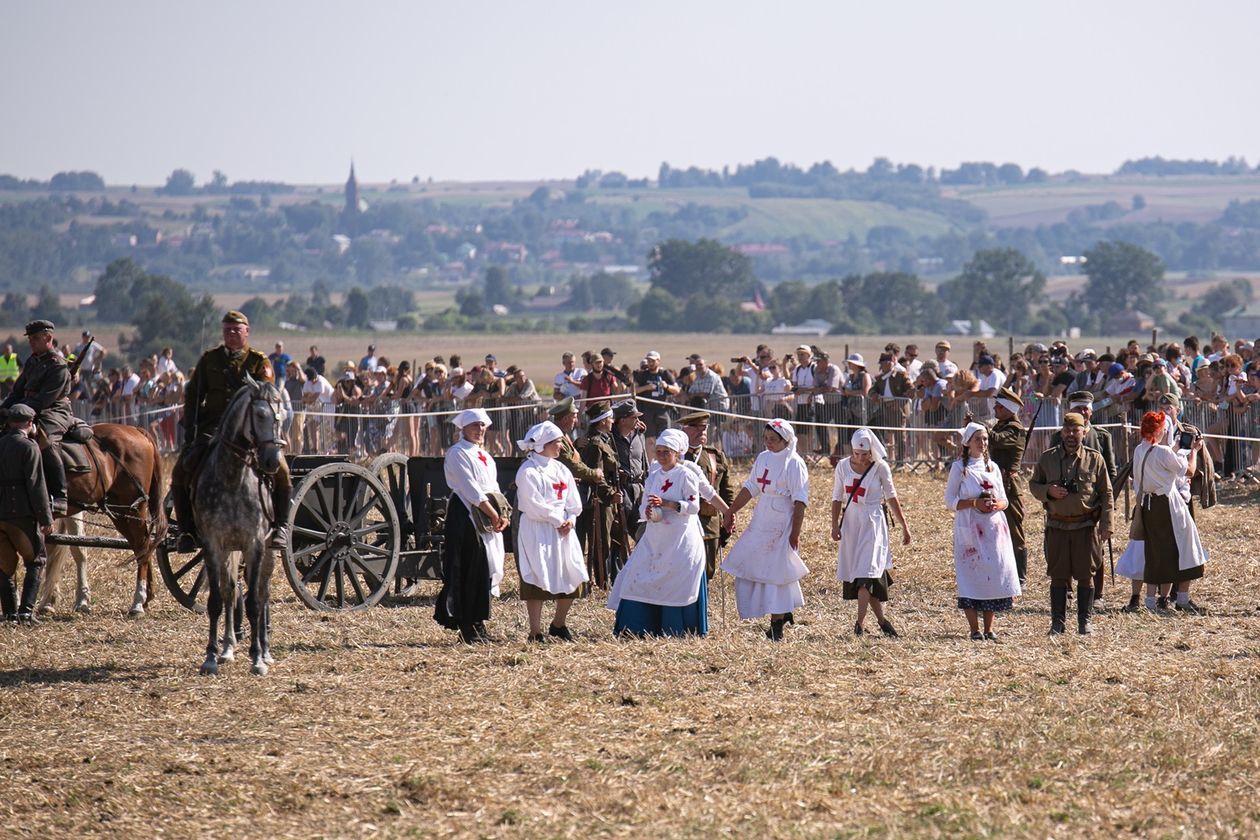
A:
<box><xmin>614</xmin><ymin>576</ymin><xmax>708</xmax><ymax>638</ymax></box>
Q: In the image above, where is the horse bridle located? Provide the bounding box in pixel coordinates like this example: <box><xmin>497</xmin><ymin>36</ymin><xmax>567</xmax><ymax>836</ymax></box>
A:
<box><xmin>217</xmin><ymin>386</ymin><xmax>286</xmax><ymax>473</ymax></box>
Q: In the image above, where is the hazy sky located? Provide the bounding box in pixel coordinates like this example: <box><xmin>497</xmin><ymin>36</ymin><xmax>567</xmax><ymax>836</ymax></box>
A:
<box><xmin>3</xmin><ymin>1</ymin><xmax>1257</xmax><ymax>186</ymax></box>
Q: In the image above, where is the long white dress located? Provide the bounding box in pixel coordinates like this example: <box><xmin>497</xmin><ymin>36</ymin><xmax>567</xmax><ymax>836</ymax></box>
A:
<box><xmin>833</xmin><ymin>457</ymin><xmax>896</xmax><ymax>582</ymax></box>
<box><xmin>1116</xmin><ymin>442</ymin><xmax>1208</xmax><ymax>580</ymax></box>
<box><xmin>514</xmin><ymin>453</ymin><xmax>588</xmax><ymax>596</ymax></box>
<box><xmin>945</xmin><ymin>458</ymin><xmax>1021</xmax><ymax>604</ymax></box>
<box><xmin>444</xmin><ymin>438</ymin><xmax>506</xmax><ymax>596</ymax></box>
<box><xmin>721</xmin><ymin>447</ymin><xmax>810</xmax><ymax>619</ymax></box>
<box><xmin>607</xmin><ymin>464</ymin><xmax>705</xmax><ymax>610</ymax></box>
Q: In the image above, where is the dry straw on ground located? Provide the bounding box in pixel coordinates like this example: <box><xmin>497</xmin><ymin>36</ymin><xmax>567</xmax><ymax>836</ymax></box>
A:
<box><xmin>1</xmin><ymin>468</ymin><xmax>1259</xmax><ymax>838</ymax></box>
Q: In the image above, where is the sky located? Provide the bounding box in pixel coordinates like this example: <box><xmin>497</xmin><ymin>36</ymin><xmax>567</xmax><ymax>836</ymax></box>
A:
<box><xmin>2</xmin><ymin>0</ymin><xmax>1258</xmax><ymax>186</ymax></box>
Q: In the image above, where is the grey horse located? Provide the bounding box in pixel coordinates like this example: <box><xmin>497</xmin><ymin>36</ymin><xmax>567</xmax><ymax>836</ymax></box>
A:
<box><xmin>194</xmin><ymin>375</ymin><xmax>285</xmax><ymax>677</ymax></box>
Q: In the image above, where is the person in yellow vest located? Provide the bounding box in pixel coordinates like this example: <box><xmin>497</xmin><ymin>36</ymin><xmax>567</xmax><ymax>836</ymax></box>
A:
<box><xmin>0</xmin><ymin>342</ymin><xmax>21</xmax><ymax>399</ymax></box>
<box><xmin>170</xmin><ymin>311</ymin><xmax>290</xmax><ymax>552</ymax></box>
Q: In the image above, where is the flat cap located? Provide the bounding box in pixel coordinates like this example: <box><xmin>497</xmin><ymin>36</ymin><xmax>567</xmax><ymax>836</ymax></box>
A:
<box><xmin>5</xmin><ymin>403</ymin><xmax>36</xmax><ymax>421</ymax></box>
<box><xmin>680</xmin><ymin>410</ymin><xmax>711</xmax><ymax>427</ymax></box>
<box><xmin>547</xmin><ymin>396</ymin><xmax>576</xmax><ymax>418</ymax></box>
<box><xmin>1158</xmin><ymin>392</ymin><xmax>1181</xmax><ymax>408</ymax></box>
<box><xmin>222</xmin><ymin>310</ymin><xmax>249</xmax><ymax>326</ymax></box>
<box><xmin>24</xmin><ymin>320</ymin><xmax>55</xmax><ymax>335</ymax></box>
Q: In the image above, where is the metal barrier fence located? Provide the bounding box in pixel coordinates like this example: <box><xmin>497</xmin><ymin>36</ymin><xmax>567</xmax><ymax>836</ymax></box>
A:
<box><xmin>69</xmin><ymin>391</ymin><xmax>1260</xmax><ymax>477</ymax></box>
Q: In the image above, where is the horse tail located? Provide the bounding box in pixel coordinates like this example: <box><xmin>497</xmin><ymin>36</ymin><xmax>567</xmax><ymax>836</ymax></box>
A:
<box><xmin>143</xmin><ymin>427</ymin><xmax>168</xmax><ymax>548</ymax></box>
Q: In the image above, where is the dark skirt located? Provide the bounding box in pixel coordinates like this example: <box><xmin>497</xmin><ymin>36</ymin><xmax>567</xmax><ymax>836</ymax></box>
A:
<box><xmin>517</xmin><ymin>566</ymin><xmax>582</xmax><ymax>602</ymax></box>
<box><xmin>843</xmin><ymin>572</ymin><xmax>892</xmax><ymax>602</ymax></box>
<box><xmin>957</xmin><ymin>596</ymin><xmax>1014</xmax><ymax>612</ymax></box>
<box><xmin>1141</xmin><ymin>494</ymin><xmax>1205</xmax><ymax>585</ymax></box>
<box><xmin>434</xmin><ymin>495</ymin><xmax>492</xmax><ymax>631</ymax></box>
<box><xmin>614</xmin><ymin>577</ymin><xmax>708</xmax><ymax>638</ymax></box>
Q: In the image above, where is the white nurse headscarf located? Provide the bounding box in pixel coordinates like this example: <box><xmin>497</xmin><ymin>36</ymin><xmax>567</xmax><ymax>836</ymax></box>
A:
<box><xmin>657</xmin><ymin>428</ymin><xmax>689</xmax><ymax>455</ymax></box>
<box><xmin>517</xmin><ymin>420</ymin><xmax>563</xmax><ymax>454</ymax></box>
<box><xmin>851</xmin><ymin>427</ymin><xmax>888</xmax><ymax>461</ymax></box>
<box><xmin>451</xmin><ymin>408</ymin><xmax>492</xmax><ymax>429</ymax></box>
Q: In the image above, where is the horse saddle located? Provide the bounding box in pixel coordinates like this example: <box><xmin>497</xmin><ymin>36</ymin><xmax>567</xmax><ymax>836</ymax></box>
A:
<box><xmin>59</xmin><ymin>421</ymin><xmax>96</xmax><ymax>473</ymax></box>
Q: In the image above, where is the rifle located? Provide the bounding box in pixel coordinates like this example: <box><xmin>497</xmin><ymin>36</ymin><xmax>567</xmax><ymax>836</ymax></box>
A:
<box><xmin>67</xmin><ymin>336</ymin><xmax>94</xmax><ymax>382</ymax></box>
<box><xmin>588</xmin><ymin>495</ymin><xmax>608</xmax><ymax>590</ymax></box>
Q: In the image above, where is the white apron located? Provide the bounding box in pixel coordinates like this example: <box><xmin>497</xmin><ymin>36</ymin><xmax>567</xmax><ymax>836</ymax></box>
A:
<box><xmin>607</xmin><ymin>465</ymin><xmax>705</xmax><ymax>609</ymax></box>
<box><xmin>832</xmin><ymin>457</ymin><xmax>895</xmax><ymax>582</ymax></box>
<box><xmin>1119</xmin><ymin>443</ymin><xmax>1209</xmax><ymax>580</ymax></box>
<box><xmin>721</xmin><ymin>448</ymin><xmax>810</xmax><ymax>585</ymax></box>
<box><xmin>945</xmin><ymin>458</ymin><xmax>1021</xmax><ymax>601</ymax></box>
<box><xmin>514</xmin><ymin>453</ymin><xmax>588</xmax><ymax>595</ymax></box>
<box><xmin>444</xmin><ymin>439</ymin><xmax>507</xmax><ymax>595</ymax></box>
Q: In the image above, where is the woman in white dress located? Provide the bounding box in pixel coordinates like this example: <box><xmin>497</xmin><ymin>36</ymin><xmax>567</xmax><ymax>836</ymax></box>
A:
<box><xmin>831</xmin><ymin>428</ymin><xmax>910</xmax><ymax>637</ymax></box>
<box><xmin>514</xmin><ymin>421</ymin><xmax>588</xmax><ymax>642</ymax></box>
<box><xmin>945</xmin><ymin>422</ymin><xmax>1021</xmax><ymax>641</ymax></box>
<box><xmin>606</xmin><ymin>429</ymin><xmax>708</xmax><ymax>637</ymax></box>
<box><xmin>721</xmin><ymin>419</ymin><xmax>809</xmax><ymax>641</ymax></box>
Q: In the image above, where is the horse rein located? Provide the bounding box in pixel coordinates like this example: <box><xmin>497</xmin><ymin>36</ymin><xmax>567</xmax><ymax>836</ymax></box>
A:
<box><xmin>215</xmin><ymin>390</ymin><xmax>286</xmax><ymax>474</ymax></box>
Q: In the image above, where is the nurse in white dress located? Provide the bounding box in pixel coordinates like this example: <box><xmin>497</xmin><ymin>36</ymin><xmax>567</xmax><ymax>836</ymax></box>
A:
<box><xmin>721</xmin><ymin>419</ymin><xmax>809</xmax><ymax>641</ymax></box>
<box><xmin>434</xmin><ymin>408</ymin><xmax>509</xmax><ymax>644</ymax></box>
<box><xmin>831</xmin><ymin>429</ymin><xmax>911</xmax><ymax>637</ymax></box>
<box><xmin>514</xmin><ymin>421</ymin><xmax>588</xmax><ymax>643</ymax></box>
<box><xmin>607</xmin><ymin>429</ymin><xmax>709</xmax><ymax>637</ymax></box>
<box><xmin>945</xmin><ymin>422</ymin><xmax>1021</xmax><ymax>641</ymax></box>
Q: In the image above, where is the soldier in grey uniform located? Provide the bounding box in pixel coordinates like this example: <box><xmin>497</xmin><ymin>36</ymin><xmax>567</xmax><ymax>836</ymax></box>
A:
<box><xmin>0</xmin><ymin>404</ymin><xmax>55</xmax><ymax>623</ymax></box>
<box><xmin>1</xmin><ymin>320</ymin><xmax>73</xmax><ymax>515</ymax></box>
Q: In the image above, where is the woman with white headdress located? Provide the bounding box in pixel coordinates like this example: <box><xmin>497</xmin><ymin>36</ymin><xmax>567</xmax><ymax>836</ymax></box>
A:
<box><xmin>435</xmin><ymin>408</ymin><xmax>508</xmax><ymax>644</ymax></box>
<box><xmin>721</xmin><ymin>419</ymin><xmax>810</xmax><ymax>641</ymax></box>
<box><xmin>945</xmin><ymin>421</ymin><xmax>1021</xmax><ymax>641</ymax></box>
<box><xmin>831</xmin><ymin>428</ymin><xmax>911</xmax><ymax>637</ymax></box>
<box><xmin>514</xmin><ymin>420</ymin><xmax>588</xmax><ymax>642</ymax></box>
<box><xmin>607</xmin><ymin>428</ymin><xmax>708</xmax><ymax>637</ymax></box>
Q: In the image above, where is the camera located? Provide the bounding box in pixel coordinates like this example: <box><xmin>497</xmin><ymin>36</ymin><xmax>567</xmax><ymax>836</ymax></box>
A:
<box><xmin>1059</xmin><ymin>480</ymin><xmax>1079</xmax><ymax>494</ymax></box>
<box><xmin>1178</xmin><ymin>429</ymin><xmax>1197</xmax><ymax>450</ymax></box>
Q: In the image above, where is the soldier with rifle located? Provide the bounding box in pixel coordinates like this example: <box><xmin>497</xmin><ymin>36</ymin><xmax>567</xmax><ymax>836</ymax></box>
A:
<box><xmin>547</xmin><ymin>397</ymin><xmax>608</xmax><ymax>552</ymax></box>
<box><xmin>578</xmin><ymin>401</ymin><xmax>621</xmax><ymax>589</ymax></box>
<box><xmin>988</xmin><ymin>386</ymin><xmax>1027</xmax><ymax>586</ymax></box>
<box><xmin>611</xmin><ymin>400</ymin><xmax>649</xmax><ymax>581</ymax></box>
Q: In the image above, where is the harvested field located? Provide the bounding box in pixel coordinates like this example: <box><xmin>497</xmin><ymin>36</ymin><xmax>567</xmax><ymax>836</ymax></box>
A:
<box><xmin>2</xmin><ymin>468</ymin><xmax>1259</xmax><ymax>838</ymax></box>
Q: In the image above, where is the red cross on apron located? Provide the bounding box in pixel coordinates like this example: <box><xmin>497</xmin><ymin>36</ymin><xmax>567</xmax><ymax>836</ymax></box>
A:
<box><xmin>756</xmin><ymin>468</ymin><xmax>772</xmax><ymax>492</ymax></box>
<box><xmin>477</xmin><ymin>451</ymin><xmax>488</xmax><ymax>466</ymax></box>
<box><xmin>660</xmin><ymin>479</ymin><xmax>673</xmax><ymax>493</ymax></box>
<box><xmin>552</xmin><ymin>480</ymin><xmax>567</xmax><ymax>500</ymax></box>
<box><xmin>979</xmin><ymin>477</ymin><xmax>993</xmax><ymax>492</ymax></box>
<box><xmin>844</xmin><ymin>479</ymin><xmax>867</xmax><ymax>499</ymax></box>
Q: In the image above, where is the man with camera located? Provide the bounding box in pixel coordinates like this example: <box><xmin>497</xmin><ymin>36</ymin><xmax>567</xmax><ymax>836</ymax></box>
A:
<box><xmin>1030</xmin><ymin>412</ymin><xmax>1114</xmax><ymax>635</ymax></box>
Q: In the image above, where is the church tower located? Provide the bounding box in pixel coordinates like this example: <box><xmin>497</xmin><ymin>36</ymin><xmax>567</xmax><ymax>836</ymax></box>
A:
<box><xmin>344</xmin><ymin>161</ymin><xmax>360</xmax><ymax>216</ymax></box>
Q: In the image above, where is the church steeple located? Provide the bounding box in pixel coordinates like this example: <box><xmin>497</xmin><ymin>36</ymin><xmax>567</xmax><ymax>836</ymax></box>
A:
<box><xmin>344</xmin><ymin>160</ymin><xmax>360</xmax><ymax>216</ymax></box>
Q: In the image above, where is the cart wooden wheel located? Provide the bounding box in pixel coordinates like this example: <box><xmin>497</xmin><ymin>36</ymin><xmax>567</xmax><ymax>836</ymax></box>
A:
<box><xmin>282</xmin><ymin>462</ymin><xmax>400</xmax><ymax>611</ymax></box>
<box><xmin>369</xmin><ymin>452</ymin><xmax>412</xmax><ymax>541</ymax></box>
<box><xmin>156</xmin><ymin>491</ymin><xmax>208</xmax><ymax>613</ymax></box>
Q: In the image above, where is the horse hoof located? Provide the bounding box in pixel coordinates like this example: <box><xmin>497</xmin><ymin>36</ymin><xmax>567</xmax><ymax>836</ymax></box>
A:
<box><xmin>127</xmin><ymin>606</ymin><xmax>145</xmax><ymax>619</ymax></box>
<box><xmin>263</xmin><ymin>652</ymin><xmax>275</xmax><ymax>666</ymax></box>
<box><xmin>199</xmin><ymin>660</ymin><xmax>219</xmax><ymax>676</ymax></box>
<box><xmin>74</xmin><ymin>601</ymin><xmax>91</xmax><ymax>614</ymax></box>
<box><xmin>218</xmin><ymin>649</ymin><xmax>235</xmax><ymax>664</ymax></box>
<box><xmin>250</xmin><ymin>662</ymin><xmax>268</xmax><ymax>677</ymax></box>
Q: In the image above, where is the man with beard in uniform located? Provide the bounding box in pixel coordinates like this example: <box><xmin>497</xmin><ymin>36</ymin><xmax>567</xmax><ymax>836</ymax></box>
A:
<box><xmin>0</xmin><ymin>405</ymin><xmax>55</xmax><ymax>623</ymax></box>
<box><xmin>1050</xmin><ymin>390</ymin><xmax>1116</xmax><ymax>602</ymax></box>
<box><xmin>1</xmin><ymin>320</ymin><xmax>74</xmax><ymax>516</ymax></box>
<box><xmin>680</xmin><ymin>410</ymin><xmax>735</xmax><ymax>580</ymax></box>
<box><xmin>548</xmin><ymin>396</ymin><xmax>607</xmax><ymax>551</ymax></box>
<box><xmin>988</xmin><ymin>386</ymin><xmax>1028</xmax><ymax>586</ymax></box>
<box><xmin>171</xmin><ymin>311</ymin><xmax>291</xmax><ymax>552</ymax></box>
<box><xmin>578</xmin><ymin>401</ymin><xmax>620</xmax><ymax>588</ymax></box>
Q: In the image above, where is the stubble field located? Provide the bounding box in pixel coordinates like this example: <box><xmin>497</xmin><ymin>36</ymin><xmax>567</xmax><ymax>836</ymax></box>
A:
<box><xmin>2</xmin><ymin>465</ymin><xmax>1259</xmax><ymax>838</ymax></box>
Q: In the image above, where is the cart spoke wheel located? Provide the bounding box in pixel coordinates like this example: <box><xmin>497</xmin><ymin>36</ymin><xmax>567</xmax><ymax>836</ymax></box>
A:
<box><xmin>156</xmin><ymin>491</ymin><xmax>208</xmax><ymax>614</ymax></box>
<box><xmin>284</xmin><ymin>463</ymin><xmax>399</xmax><ymax>611</ymax></box>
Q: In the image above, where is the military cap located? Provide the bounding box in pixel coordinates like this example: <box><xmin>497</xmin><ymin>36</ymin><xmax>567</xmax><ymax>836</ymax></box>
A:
<box><xmin>1067</xmin><ymin>390</ymin><xmax>1094</xmax><ymax>406</ymax></box>
<box><xmin>585</xmin><ymin>400</ymin><xmax>613</xmax><ymax>422</ymax></box>
<box><xmin>1158</xmin><ymin>392</ymin><xmax>1181</xmax><ymax>408</ymax></box>
<box><xmin>5</xmin><ymin>404</ymin><xmax>36</xmax><ymax>422</ymax></box>
<box><xmin>996</xmin><ymin>386</ymin><xmax>1023</xmax><ymax>408</ymax></box>
<box><xmin>680</xmin><ymin>410</ymin><xmax>711</xmax><ymax>427</ymax></box>
<box><xmin>24</xmin><ymin>319</ymin><xmax>55</xmax><ymax>335</ymax></box>
<box><xmin>1063</xmin><ymin>412</ymin><xmax>1086</xmax><ymax>428</ymax></box>
<box><xmin>547</xmin><ymin>396</ymin><xmax>577</xmax><ymax>418</ymax></box>
<box><xmin>222</xmin><ymin>310</ymin><xmax>250</xmax><ymax>326</ymax></box>
<box><xmin>612</xmin><ymin>401</ymin><xmax>643</xmax><ymax>420</ymax></box>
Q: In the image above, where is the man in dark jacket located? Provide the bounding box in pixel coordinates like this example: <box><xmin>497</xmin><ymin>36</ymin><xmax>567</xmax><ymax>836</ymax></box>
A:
<box><xmin>988</xmin><ymin>386</ymin><xmax>1027</xmax><ymax>585</ymax></box>
<box><xmin>1</xmin><ymin>320</ymin><xmax>73</xmax><ymax>515</ymax></box>
<box><xmin>0</xmin><ymin>404</ymin><xmax>54</xmax><ymax>623</ymax></box>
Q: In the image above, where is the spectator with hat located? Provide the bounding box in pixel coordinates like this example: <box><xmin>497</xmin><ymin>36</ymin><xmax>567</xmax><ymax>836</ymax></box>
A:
<box><xmin>871</xmin><ymin>352</ymin><xmax>913</xmax><ymax>461</ymax></box>
<box><xmin>579</xmin><ymin>352</ymin><xmax>621</xmax><ymax>401</ymax></box>
<box><xmin>632</xmin><ymin>350</ymin><xmax>679</xmax><ymax>449</ymax></box>
<box><xmin>934</xmin><ymin>340</ymin><xmax>960</xmax><ymax>380</ymax></box>
<box><xmin>600</xmin><ymin>347</ymin><xmax>629</xmax><ymax>388</ymax></box>
<box><xmin>838</xmin><ymin>353</ymin><xmax>871</xmax><ymax>451</ymax></box>
<box><xmin>791</xmin><ymin>345</ymin><xmax>817</xmax><ymax>432</ymax></box>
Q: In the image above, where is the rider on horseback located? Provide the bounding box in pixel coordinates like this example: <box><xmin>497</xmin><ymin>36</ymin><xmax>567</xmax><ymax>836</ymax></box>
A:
<box><xmin>171</xmin><ymin>311</ymin><xmax>292</xmax><ymax>553</ymax></box>
<box><xmin>0</xmin><ymin>320</ymin><xmax>73</xmax><ymax>516</ymax></box>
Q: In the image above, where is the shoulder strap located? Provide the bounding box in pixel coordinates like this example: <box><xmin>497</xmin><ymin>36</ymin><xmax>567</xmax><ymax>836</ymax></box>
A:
<box><xmin>838</xmin><ymin>461</ymin><xmax>876</xmax><ymax>529</ymax></box>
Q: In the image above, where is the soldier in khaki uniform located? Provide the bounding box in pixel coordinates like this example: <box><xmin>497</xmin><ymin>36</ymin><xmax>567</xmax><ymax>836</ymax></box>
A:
<box><xmin>680</xmin><ymin>410</ymin><xmax>735</xmax><ymax>580</ymax></box>
<box><xmin>171</xmin><ymin>311</ymin><xmax>291</xmax><ymax>551</ymax></box>
<box><xmin>578</xmin><ymin>401</ymin><xmax>620</xmax><ymax>588</ymax></box>
<box><xmin>988</xmin><ymin>386</ymin><xmax>1027</xmax><ymax>585</ymax></box>
<box><xmin>0</xmin><ymin>404</ymin><xmax>54</xmax><ymax>623</ymax></box>
<box><xmin>1049</xmin><ymin>390</ymin><xmax>1117</xmax><ymax>600</ymax></box>
<box><xmin>1029</xmin><ymin>413</ymin><xmax>1114</xmax><ymax>635</ymax></box>
<box><xmin>1</xmin><ymin>320</ymin><xmax>74</xmax><ymax>515</ymax></box>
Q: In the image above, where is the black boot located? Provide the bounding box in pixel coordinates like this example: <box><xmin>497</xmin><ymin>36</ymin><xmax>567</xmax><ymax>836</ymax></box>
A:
<box><xmin>1121</xmin><ymin>592</ymin><xmax>1141</xmax><ymax>613</ymax></box>
<box><xmin>42</xmin><ymin>448</ymin><xmax>68</xmax><ymax>515</ymax></box>
<box><xmin>1049</xmin><ymin>585</ymin><xmax>1068</xmax><ymax>635</ymax></box>
<box><xmin>766</xmin><ymin>617</ymin><xmax>786</xmax><ymax>641</ymax></box>
<box><xmin>269</xmin><ymin>481</ymin><xmax>291</xmax><ymax>550</ymax></box>
<box><xmin>17</xmin><ymin>563</ymin><xmax>44</xmax><ymax>625</ymax></box>
<box><xmin>172</xmin><ymin>483</ymin><xmax>199</xmax><ymax>552</ymax></box>
<box><xmin>1013</xmin><ymin>548</ymin><xmax>1028</xmax><ymax>587</ymax></box>
<box><xmin>1077</xmin><ymin>586</ymin><xmax>1095</xmax><ymax>635</ymax></box>
<box><xmin>0</xmin><ymin>570</ymin><xmax>16</xmax><ymax>620</ymax></box>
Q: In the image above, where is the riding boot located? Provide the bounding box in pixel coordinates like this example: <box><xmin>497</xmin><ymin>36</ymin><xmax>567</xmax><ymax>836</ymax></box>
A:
<box><xmin>17</xmin><ymin>563</ymin><xmax>44</xmax><ymax>625</ymax></box>
<box><xmin>269</xmin><ymin>481</ymin><xmax>291</xmax><ymax>550</ymax></box>
<box><xmin>1077</xmin><ymin>585</ymin><xmax>1095</xmax><ymax>635</ymax></box>
<box><xmin>1013</xmin><ymin>548</ymin><xmax>1028</xmax><ymax>587</ymax></box>
<box><xmin>172</xmin><ymin>482</ymin><xmax>199</xmax><ymax>552</ymax></box>
<box><xmin>1049</xmin><ymin>585</ymin><xmax>1068</xmax><ymax>635</ymax></box>
<box><xmin>42</xmin><ymin>449</ymin><xmax>68</xmax><ymax>516</ymax></box>
<box><xmin>0</xmin><ymin>571</ymin><xmax>16</xmax><ymax>620</ymax></box>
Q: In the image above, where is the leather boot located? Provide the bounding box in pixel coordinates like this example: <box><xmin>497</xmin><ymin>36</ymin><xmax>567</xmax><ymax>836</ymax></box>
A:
<box><xmin>172</xmin><ymin>482</ymin><xmax>199</xmax><ymax>552</ymax></box>
<box><xmin>0</xmin><ymin>571</ymin><xmax>16</xmax><ymax>620</ymax></box>
<box><xmin>1049</xmin><ymin>585</ymin><xmax>1068</xmax><ymax>635</ymax></box>
<box><xmin>17</xmin><ymin>563</ymin><xmax>44</xmax><ymax>625</ymax></box>
<box><xmin>766</xmin><ymin>617</ymin><xmax>786</xmax><ymax>641</ymax></box>
<box><xmin>42</xmin><ymin>447</ymin><xmax>68</xmax><ymax>515</ymax></box>
<box><xmin>269</xmin><ymin>480</ymin><xmax>291</xmax><ymax>550</ymax></box>
<box><xmin>1013</xmin><ymin>548</ymin><xmax>1028</xmax><ymax>587</ymax></box>
<box><xmin>1077</xmin><ymin>586</ymin><xmax>1095</xmax><ymax>635</ymax></box>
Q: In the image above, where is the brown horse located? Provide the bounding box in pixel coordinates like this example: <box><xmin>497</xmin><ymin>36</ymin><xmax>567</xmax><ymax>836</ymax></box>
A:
<box><xmin>61</xmin><ymin>423</ymin><xmax>167</xmax><ymax>616</ymax></box>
